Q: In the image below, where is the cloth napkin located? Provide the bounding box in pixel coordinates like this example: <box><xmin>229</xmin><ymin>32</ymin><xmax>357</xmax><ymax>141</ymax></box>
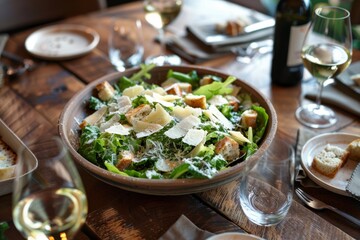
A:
<box><xmin>159</xmin><ymin>215</ymin><xmax>214</xmax><ymax>240</ymax></box>
<box><xmin>305</xmin><ymin>61</ymin><xmax>360</xmax><ymax>118</ymax></box>
<box><xmin>166</xmin><ymin>34</ymin><xmax>233</xmax><ymax>64</ymax></box>
<box><xmin>346</xmin><ymin>164</ymin><xmax>360</xmax><ymax>201</ymax></box>
<box><xmin>295</xmin><ymin>128</ymin><xmax>321</xmax><ymax>188</ymax></box>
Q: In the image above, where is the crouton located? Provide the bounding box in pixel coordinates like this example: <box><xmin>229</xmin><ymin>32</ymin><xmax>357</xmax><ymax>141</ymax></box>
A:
<box><xmin>199</xmin><ymin>76</ymin><xmax>213</xmax><ymax>86</ymax></box>
<box><xmin>96</xmin><ymin>81</ymin><xmax>115</xmax><ymax>101</ymax></box>
<box><xmin>116</xmin><ymin>151</ymin><xmax>134</xmax><ymax>170</ymax></box>
<box><xmin>125</xmin><ymin>104</ymin><xmax>152</xmax><ymax>125</ymax></box>
<box><xmin>241</xmin><ymin>109</ymin><xmax>257</xmax><ymax>128</ymax></box>
<box><xmin>177</xmin><ymin>83</ymin><xmax>192</xmax><ymax>94</ymax></box>
<box><xmin>215</xmin><ymin>136</ymin><xmax>240</xmax><ymax>161</ymax></box>
<box><xmin>184</xmin><ymin>94</ymin><xmax>206</xmax><ymax>109</ymax></box>
<box><xmin>165</xmin><ymin>84</ymin><xmax>182</xmax><ymax>96</ymax></box>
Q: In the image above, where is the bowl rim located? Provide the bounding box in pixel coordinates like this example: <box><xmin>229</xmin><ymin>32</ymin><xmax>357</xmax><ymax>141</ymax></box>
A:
<box><xmin>59</xmin><ymin>65</ymin><xmax>277</xmax><ymax>195</ymax></box>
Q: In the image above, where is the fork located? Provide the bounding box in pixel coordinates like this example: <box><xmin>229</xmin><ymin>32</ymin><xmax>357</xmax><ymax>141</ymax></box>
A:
<box><xmin>295</xmin><ymin>188</ymin><xmax>360</xmax><ymax>227</ymax></box>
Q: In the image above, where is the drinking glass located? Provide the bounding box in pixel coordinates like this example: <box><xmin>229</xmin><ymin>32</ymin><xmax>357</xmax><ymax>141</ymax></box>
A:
<box><xmin>12</xmin><ymin>137</ymin><xmax>88</xmax><ymax>240</ymax></box>
<box><xmin>109</xmin><ymin>18</ymin><xmax>144</xmax><ymax>72</ymax></box>
<box><xmin>295</xmin><ymin>6</ymin><xmax>352</xmax><ymax>128</ymax></box>
<box><xmin>239</xmin><ymin>138</ymin><xmax>294</xmax><ymax>226</ymax></box>
<box><xmin>144</xmin><ymin>0</ymin><xmax>182</xmax><ymax>66</ymax></box>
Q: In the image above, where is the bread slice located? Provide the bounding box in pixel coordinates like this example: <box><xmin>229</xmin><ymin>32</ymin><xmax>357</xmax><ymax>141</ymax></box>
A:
<box><xmin>346</xmin><ymin>139</ymin><xmax>360</xmax><ymax>161</ymax></box>
<box><xmin>0</xmin><ymin>138</ymin><xmax>17</xmax><ymax>180</ymax></box>
<box><xmin>311</xmin><ymin>144</ymin><xmax>349</xmax><ymax>178</ymax></box>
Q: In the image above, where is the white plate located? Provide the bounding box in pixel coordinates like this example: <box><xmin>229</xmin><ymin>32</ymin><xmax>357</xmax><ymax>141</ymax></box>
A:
<box><xmin>0</xmin><ymin>119</ymin><xmax>38</xmax><ymax>196</ymax></box>
<box><xmin>301</xmin><ymin>132</ymin><xmax>359</xmax><ymax>196</ymax></box>
<box><xmin>25</xmin><ymin>24</ymin><xmax>100</xmax><ymax>60</ymax></box>
<box><xmin>207</xmin><ymin>232</ymin><xmax>264</xmax><ymax>240</ymax></box>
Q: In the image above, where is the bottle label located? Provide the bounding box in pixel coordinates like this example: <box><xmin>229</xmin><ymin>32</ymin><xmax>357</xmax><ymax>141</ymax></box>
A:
<box><xmin>287</xmin><ymin>23</ymin><xmax>310</xmax><ymax>67</ymax></box>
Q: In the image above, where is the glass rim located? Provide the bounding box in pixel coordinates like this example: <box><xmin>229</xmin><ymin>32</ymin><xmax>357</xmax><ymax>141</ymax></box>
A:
<box><xmin>315</xmin><ymin>6</ymin><xmax>350</xmax><ymax>20</ymax></box>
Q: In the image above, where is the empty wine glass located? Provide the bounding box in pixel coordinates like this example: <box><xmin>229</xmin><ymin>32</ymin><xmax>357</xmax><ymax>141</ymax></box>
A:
<box><xmin>295</xmin><ymin>6</ymin><xmax>352</xmax><ymax>128</ymax></box>
<box><xmin>108</xmin><ymin>18</ymin><xmax>144</xmax><ymax>72</ymax></box>
<box><xmin>144</xmin><ymin>0</ymin><xmax>182</xmax><ymax>66</ymax></box>
<box><xmin>12</xmin><ymin>137</ymin><xmax>88</xmax><ymax>240</ymax></box>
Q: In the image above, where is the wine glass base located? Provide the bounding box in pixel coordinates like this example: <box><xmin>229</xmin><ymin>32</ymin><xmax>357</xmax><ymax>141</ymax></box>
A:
<box><xmin>145</xmin><ymin>54</ymin><xmax>181</xmax><ymax>66</ymax></box>
<box><xmin>295</xmin><ymin>104</ymin><xmax>337</xmax><ymax>129</ymax></box>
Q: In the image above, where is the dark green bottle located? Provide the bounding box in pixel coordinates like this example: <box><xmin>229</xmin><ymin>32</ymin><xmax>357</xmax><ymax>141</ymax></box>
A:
<box><xmin>271</xmin><ymin>0</ymin><xmax>311</xmax><ymax>86</ymax></box>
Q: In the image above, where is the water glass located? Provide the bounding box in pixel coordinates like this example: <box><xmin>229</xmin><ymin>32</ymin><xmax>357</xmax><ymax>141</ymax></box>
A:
<box><xmin>108</xmin><ymin>18</ymin><xmax>144</xmax><ymax>71</ymax></box>
<box><xmin>239</xmin><ymin>138</ymin><xmax>294</xmax><ymax>226</ymax></box>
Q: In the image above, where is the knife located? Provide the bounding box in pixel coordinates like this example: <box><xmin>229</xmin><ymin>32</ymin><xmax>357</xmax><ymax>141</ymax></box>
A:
<box><xmin>0</xmin><ymin>34</ymin><xmax>8</xmax><ymax>55</ymax></box>
<box><xmin>0</xmin><ymin>34</ymin><xmax>8</xmax><ymax>87</ymax></box>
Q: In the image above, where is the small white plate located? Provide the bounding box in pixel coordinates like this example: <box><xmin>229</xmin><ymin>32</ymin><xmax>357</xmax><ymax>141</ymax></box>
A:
<box><xmin>0</xmin><ymin>119</ymin><xmax>38</xmax><ymax>196</ymax></box>
<box><xmin>25</xmin><ymin>24</ymin><xmax>100</xmax><ymax>60</ymax></box>
<box><xmin>207</xmin><ymin>232</ymin><xmax>264</xmax><ymax>240</ymax></box>
<box><xmin>301</xmin><ymin>132</ymin><xmax>359</xmax><ymax>196</ymax></box>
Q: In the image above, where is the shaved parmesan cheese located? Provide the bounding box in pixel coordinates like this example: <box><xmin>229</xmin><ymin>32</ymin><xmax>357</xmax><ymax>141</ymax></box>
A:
<box><xmin>229</xmin><ymin>131</ymin><xmax>250</xmax><ymax>144</ymax></box>
<box><xmin>183</xmin><ymin>129</ymin><xmax>207</xmax><ymax>146</ymax></box>
<box><xmin>165</xmin><ymin>115</ymin><xmax>201</xmax><ymax>139</ymax></box>
<box><xmin>160</xmin><ymin>94</ymin><xmax>181</xmax><ymax>102</ymax></box>
<box><xmin>203</xmin><ymin>110</ymin><xmax>219</xmax><ymax>124</ymax></box>
<box><xmin>187</xmin><ymin>133</ymin><xmax>207</xmax><ymax>157</ymax></box>
<box><xmin>152</xmin><ymin>87</ymin><xmax>167</xmax><ymax>96</ymax></box>
<box><xmin>122</xmin><ymin>85</ymin><xmax>144</xmax><ymax>98</ymax></box>
<box><xmin>105</xmin><ymin>124</ymin><xmax>131</xmax><ymax>135</ymax></box>
<box><xmin>209</xmin><ymin>105</ymin><xmax>234</xmax><ymax>130</ymax></box>
<box><xmin>109</xmin><ymin>96</ymin><xmax>132</xmax><ymax>115</ymax></box>
<box><xmin>208</xmin><ymin>95</ymin><xmax>228</xmax><ymax>106</ymax></box>
<box><xmin>155</xmin><ymin>158</ymin><xmax>178</xmax><ymax>172</ymax></box>
<box><xmin>80</xmin><ymin>106</ymin><xmax>107</xmax><ymax>128</ymax></box>
<box><xmin>100</xmin><ymin>114</ymin><xmax>120</xmax><ymax>132</ymax></box>
<box><xmin>172</xmin><ymin>106</ymin><xmax>202</xmax><ymax>120</ymax></box>
<box><xmin>145</xmin><ymin>94</ymin><xmax>174</xmax><ymax>108</ymax></box>
<box><xmin>133</xmin><ymin>120</ymin><xmax>163</xmax><ymax>138</ymax></box>
<box><xmin>143</xmin><ymin>104</ymin><xmax>172</xmax><ymax>126</ymax></box>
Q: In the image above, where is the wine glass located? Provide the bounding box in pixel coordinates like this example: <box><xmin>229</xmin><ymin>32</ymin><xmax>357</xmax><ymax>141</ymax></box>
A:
<box><xmin>108</xmin><ymin>18</ymin><xmax>144</xmax><ymax>72</ymax></box>
<box><xmin>144</xmin><ymin>0</ymin><xmax>182</xmax><ymax>66</ymax></box>
<box><xmin>12</xmin><ymin>137</ymin><xmax>88</xmax><ymax>240</ymax></box>
<box><xmin>295</xmin><ymin>6</ymin><xmax>352</xmax><ymax>128</ymax></box>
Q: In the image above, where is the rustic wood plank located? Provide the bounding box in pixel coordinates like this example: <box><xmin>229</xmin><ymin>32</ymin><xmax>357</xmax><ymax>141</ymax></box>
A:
<box><xmin>86</xmin><ymin>193</ymin><xmax>245</xmax><ymax>240</ymax></box>
<box><xmin>197</xmin><ymin>179</ymin><xmax>357</xmax><ymax>240</ymax></box>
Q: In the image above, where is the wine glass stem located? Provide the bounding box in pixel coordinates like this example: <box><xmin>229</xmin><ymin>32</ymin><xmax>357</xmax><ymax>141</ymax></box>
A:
<box><xmin>315</xmin><ymin>80</ymin><xmax>324</xmax><ymax>109</ymax></box>
<box><xmin>158</xmin><ymin>28</ymin><xmax>166</xmax><ymax>54</ymax></box>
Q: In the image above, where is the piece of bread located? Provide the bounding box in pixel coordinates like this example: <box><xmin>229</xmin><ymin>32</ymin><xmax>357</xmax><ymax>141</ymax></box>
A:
<box><xmin>312</xmin><ymin>144</ymin><xmax>349</xmax><ymax>178</ymax></box>
<box><xmin>346</xmin><ymin>139</ymin><xmax>360</xmax><ymax>161</ymax></box>
<box><xmin>0</xmin><ymin>139</ymin><xmax>17</xmax><ymax>180</ymax></box>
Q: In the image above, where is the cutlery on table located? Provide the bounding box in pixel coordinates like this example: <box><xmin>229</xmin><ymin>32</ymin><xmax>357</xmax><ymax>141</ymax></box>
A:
<box><xmin>2</xmin><ymin>51</ymin><xmax>36</xmax><ymax>79</ymax></box>
<box><xmin>295</xmin><ymin>188</ymin><xmax>360</xmax><ymax>227</ymax></box>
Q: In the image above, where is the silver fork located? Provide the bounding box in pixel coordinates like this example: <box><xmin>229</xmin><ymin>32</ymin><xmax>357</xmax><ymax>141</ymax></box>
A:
<box><xmin>295</xmin><ymin>188</ymin><xmax>360</xmax><ymax>227</ymax></box>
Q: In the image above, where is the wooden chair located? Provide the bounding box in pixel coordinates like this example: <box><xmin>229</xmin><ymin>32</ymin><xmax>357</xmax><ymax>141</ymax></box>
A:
<box><xmin>0</xmin><ymin>0</ymin><xmax>107</xmax><ymax>33</ymax></box>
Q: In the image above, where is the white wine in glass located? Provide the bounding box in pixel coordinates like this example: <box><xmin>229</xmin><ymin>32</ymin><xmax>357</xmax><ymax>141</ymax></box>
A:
<box><xmin>296</xmin><ymin>6</ymin><xmax>352</xmax><ymax>128</ymax></box>
<box><xmin>12</xmin><ymin>137</ymin><xmax>88</xmax><ymax>240</ymax></box>
<box><xmin>144</xmin><ymin>0</ymin><xmax>182</xmax><ymax>66</ymax></box>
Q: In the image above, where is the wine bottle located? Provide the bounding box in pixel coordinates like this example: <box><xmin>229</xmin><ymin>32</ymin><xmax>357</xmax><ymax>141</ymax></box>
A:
<box><xmin>271</xmin><ymin>0</ymin><xmax>311</xmax><ymax>86</ymax></box>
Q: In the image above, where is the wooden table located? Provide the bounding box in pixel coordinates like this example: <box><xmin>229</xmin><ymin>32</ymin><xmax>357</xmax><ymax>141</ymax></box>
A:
<box><xmin>1</xmin><ymin>1</ymin><xmax>359</xmax><ymax>239</ymax></box>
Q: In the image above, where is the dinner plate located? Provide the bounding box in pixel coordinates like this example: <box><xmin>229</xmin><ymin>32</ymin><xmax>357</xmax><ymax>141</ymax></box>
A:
<box><xmin>187</xmin><ymin>18</ymin><xmax>274</xmax><ymax>47</ymax></box>
<box><xmin>0</xmin><ymin>119</ymin><xmax>38</xmax><ymax>196</ymax></box>
<box><xmin>207</xmin><ymin>232</ymin><xmax>264</xmax><ymax>240</ymax></box>
<box><xmin>25</xmin><ymin>24</ymin><xmax>100</xmax><ymax>60</ymax></box>
<box><xmin>301</xmin><ymin>132</ymin><xmax>360</xmax><ymax>196</ymax></box>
